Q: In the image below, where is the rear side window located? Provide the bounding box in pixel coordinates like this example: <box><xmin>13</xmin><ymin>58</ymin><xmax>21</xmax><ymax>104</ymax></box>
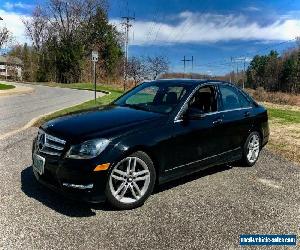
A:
<box><xmin>219</xmin><ymin>85</ymin><xmax>251</xmax><ymax>110</ymax></box>
<box><xmin>237</xmin><ymin>89</ymin><xmax>252</xmax><ymax>108</ymax></box>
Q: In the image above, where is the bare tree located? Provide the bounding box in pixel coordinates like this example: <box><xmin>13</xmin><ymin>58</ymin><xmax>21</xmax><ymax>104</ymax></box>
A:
<box><xmin>146</xmin><ymin>56</ymin><xmax>169</xmax><ymax>80</ymax></box>
<box><xmin>0</xmin><ymin>27</ymin><xmax>12</xmax><ymax>49</ymax></box>
<box><xmin>127</xmin><ymin>56</ymin><xmax>146</xmax><ymax>85</ymax></box>
<box><xmin>23</xmin><ymin>6</ymin><xmax>48</xmax><ymax>52</ymax></box>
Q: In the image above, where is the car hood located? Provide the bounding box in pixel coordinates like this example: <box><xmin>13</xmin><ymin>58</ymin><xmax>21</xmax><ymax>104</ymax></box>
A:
<box><xmin>42</xmin><ymin>105</ymin><xmax>165</xmax><ymax>142</ymax></box>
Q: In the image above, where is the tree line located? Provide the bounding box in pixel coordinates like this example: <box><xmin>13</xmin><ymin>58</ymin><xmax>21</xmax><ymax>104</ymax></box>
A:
<box><xmin>21</xmin><ymin>0</ymin><xmax>122</xmax><ymax>83</ymax></box>
<box><xmin>246</xmin><ymin>41</ymin><xmax>300</xmax><ymax>93</ymax></box>
<box><xmin>3</xmin><ymin>0</ymin><xmax>169</xmax><ymax>84</ymax></box>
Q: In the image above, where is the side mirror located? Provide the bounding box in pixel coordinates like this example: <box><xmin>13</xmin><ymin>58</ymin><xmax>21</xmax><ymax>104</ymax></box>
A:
<box><xmin>184</xmin><ymin>108</ymin><xmax>205</xmax><ymax>120</ymax></box>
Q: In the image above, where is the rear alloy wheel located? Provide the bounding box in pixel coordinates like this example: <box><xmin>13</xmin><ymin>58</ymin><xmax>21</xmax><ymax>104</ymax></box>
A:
<box><xmin>105</xmin><ymin>151</ymin><xmax>156</xmax><ymax>209</ymax></box>
<box><xmin>242</xmin><ymin>131</ymin><xmax>261</xmax><ymax>167</ymax></box>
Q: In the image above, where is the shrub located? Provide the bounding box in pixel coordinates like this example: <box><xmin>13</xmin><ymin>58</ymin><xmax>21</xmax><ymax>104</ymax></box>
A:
<box><xmin>246</xmin><ymin>88</ymin><xmax>299</xmax><ymax>106</ymax></box>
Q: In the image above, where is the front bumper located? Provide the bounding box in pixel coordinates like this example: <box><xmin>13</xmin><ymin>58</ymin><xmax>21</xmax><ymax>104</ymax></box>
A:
<box><xmin>32</xmin><ymin>139</ymin><xmax>109</xmax><ymax>203</ymax></box>
<box><xmin>33</xmin><ymin>168</ymin><xmax>106</xmax><ymax>203</ymax></box>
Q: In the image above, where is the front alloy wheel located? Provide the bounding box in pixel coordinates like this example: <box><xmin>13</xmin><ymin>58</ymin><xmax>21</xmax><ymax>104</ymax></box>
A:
<box><xmin>105</xmin><ymin>151</ymin><xmax>156</xmax><ymax>209</ymax></box>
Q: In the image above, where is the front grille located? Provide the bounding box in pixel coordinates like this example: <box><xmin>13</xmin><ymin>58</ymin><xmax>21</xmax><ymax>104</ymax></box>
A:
<box><xmin>37</xmin><ymin>130</ymin><xmax>66</xmax><ymax>156</ymax></box>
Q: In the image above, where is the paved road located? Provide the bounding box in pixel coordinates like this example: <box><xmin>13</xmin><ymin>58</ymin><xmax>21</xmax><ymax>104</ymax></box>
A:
<box><xmin>0</xmin><ymin>83</ymin><xmax>105</xmax><ymax>136</ymax></box>
<box><xmin>0</xmin><ymin>128</ymin><xmax>299</xmax><ymax>249</ymax></box>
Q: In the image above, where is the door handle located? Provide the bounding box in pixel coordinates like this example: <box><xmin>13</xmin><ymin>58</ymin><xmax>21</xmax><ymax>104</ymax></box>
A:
<box><xmin>213</xmin><ymin>118</ymin><xmax>223</xmax><ymax>125</ymax></box>
<box><xmin>244</xmin><ymin>111</ymin><xmax>250</xmax><ymax>117</ymax></box>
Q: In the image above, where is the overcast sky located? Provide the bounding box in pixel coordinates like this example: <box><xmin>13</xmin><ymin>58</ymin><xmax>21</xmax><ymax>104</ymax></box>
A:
<box><xmin>1</xmin><ymin>0</ymin><xmax>300</xmax><ymax>75</ymax></box>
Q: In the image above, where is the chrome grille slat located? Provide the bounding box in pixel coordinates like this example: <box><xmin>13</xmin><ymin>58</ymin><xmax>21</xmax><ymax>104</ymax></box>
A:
<box><xmin>47</xmin><ymin>134</ymin><xmax>66</xmax><ymax>145</ymax></box>
<box><xmin>40</xmin><ymin>148</ymin><xmax>61</xmax><ymax>156</ymax></box>
<box><xmin>37</xmin><ymin>130</ymin><xmax>66</xmax><ymax>157</ymax></box>
<box><xmin>44</xmin><ymin>142</ymin><xmax>64</xmax><ymax>151</ymax></box>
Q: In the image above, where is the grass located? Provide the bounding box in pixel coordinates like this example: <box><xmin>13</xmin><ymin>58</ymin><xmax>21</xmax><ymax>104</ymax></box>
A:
<box><xmin>0</xmin><ymin>83</ymin><xmax>15</xmax><ymax>90</ymax></box>
<box><xmin>25</xmin><ymin>81</ymin><xmax>124</xmax><ymax>93</ymax></box>
<box><xmin>246</xmin><ymin>88</ymin><xmax>300</xmax><ymax>106</ymax></box>
<box><xmin>267</xmin><ymin>108</ymin><xmax>300</xmax><ymax>124</ymax></box>
<box><xmin>263</xmin><ymin>103</ymin><xmax>300</xmax><ymax>164</ymax></box>
<box><xmin>33</xmin><ymin>83</ymin><xmax>124</xmax><ymax>126</ymax></box>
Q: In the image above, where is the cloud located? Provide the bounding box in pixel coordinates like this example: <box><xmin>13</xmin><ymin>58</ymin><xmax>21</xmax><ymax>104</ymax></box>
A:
<box><xmin>244</xmin><ymin>6</ymin><xmax>261</xmax><ymax>12</ymax></box>
<box><xmin>4</xmin><ymin>1</ymin><xmax>33</xmax><ymax>11</ymax></box>
<box><xmin>0</xmin><ymin>9</ymin><xmax>30</xmax><ymax>46</ymax></box>
<box><xmin>1</xmin><ymin>9</ymin><xmax>300</xmax><ymax>48</ymax></box>
<box><xmin>111</xmin><ymin>12</ymin><xmax>300</xmax><ymax>45</ymax></box>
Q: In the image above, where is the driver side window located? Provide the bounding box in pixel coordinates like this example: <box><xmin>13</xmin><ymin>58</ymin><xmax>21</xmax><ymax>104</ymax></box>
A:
<box><xmin>188</xmin><ymin>86</ymin><xmax>218</xmax><ymax>113</ymax></box>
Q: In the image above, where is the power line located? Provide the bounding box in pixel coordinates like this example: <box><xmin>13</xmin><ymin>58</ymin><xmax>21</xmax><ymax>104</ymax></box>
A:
<box><xmin>122</xmin><ymin>15</ymin><xmax>135</xmax><ymax>91</ymax></box>
<box><xmin>141</xmin><ymin>4</ymin><xmax>169</xmax><ymax>57</ymax></box>
<box><xmin>194</xmin><ymin>39</ymin><xmax>297</xmax><ymax>71</ymax></box>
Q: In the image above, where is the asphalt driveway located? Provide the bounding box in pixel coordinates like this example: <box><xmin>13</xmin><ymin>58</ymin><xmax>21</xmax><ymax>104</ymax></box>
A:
<box><xmin>0</xmin><ymin>127</ymin><xmax>299</xmax><ymax>249</ymax></box>
<box><xmin>0</xmin><ymin>82</ymin><xmax>105</xmax><ymax>137</ymax></box>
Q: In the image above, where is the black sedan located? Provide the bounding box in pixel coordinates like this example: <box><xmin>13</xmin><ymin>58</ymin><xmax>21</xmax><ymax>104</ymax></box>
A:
<box><xmin>32</xmin><ymin>79</ymin><xmax>269</xmax><ymax>209</ymax></box>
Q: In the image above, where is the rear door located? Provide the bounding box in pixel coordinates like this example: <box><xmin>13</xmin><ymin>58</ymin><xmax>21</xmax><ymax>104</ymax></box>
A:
<box><xmin>218</xmin><ymin>84</ymin><xmax>254</xmax><ymax>153</ymax></box>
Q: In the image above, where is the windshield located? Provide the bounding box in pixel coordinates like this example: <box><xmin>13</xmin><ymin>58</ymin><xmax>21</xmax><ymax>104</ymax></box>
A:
<box><xmin>114</xmin><ymin>82</ymin><xmax>190</xmax><ymax>114</ymax></box>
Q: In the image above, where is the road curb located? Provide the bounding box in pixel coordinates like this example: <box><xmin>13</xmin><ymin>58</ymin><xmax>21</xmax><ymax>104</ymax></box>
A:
<box><xmin>20</xmin><ymin>81</ymin><xmax>112</xmax><ymax>95</ymax></box>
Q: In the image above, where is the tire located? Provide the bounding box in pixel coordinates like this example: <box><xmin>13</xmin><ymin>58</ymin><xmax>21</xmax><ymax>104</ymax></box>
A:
<box><xmin>105</xmin><ymin>151</ymin><xmax>156</xmax><ymax>210</ymax></box>
<box><xmin>242</xmin><ymin>131</ymin><xmax>261</xmax><ymax>167</ymax></box>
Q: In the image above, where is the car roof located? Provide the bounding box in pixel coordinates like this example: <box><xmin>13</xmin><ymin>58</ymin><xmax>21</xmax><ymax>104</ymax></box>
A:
<box><xmin>150</xmin><ymin>78</ymin><xmax>231</xmax><ymax>87</ymax></box>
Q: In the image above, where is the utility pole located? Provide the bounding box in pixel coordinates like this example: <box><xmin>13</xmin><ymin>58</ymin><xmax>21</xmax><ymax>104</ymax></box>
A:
<box><xmin>236</xmin><ymin>63</ymin><xmax>239</xmax><ymax>84</ymax></box>
<box><xmin>191</xmin><ymin>56</ymin><xmax>194</xmax><ymax>79</ymax></box>
<box><xmin>232</xmin><ymin>57</ymin><xmax>246</xmax><ymax>89</ymax></box>
<box><xmin>230</xmin><ymin>57</ymin><xmax>233</xmax><ymax>83</ymax></box>
<box><xmin>243</xmin><ymin>58</ymin><xmax>246</xmax><ymax>89</ymax></box>
<box><xmin>191</xmin><ymin>56</ymin><xmax>194</xmax><ymax>72</ymax></box>
<box><xmin>181</xmin><ymin>56</ymin><xmax>193</xmax><ymax>77</ymax></box>
<box><xmin>122</xmin><ymin>16</ymin><xmax>135</xmax><ymax>91</ymax></box>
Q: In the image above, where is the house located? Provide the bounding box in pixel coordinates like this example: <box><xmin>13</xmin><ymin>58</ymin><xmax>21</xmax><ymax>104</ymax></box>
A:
<box><xmin>0</xmin><ymin>56</ymin><xmax>23</xmax><ymax>80</ymax></box>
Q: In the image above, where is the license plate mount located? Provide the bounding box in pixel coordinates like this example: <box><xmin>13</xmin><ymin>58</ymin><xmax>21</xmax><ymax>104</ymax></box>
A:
<box><xmin>33</xmin><ymin>154</ymin><xmax>45</xmax><ymax>175</ymax></box>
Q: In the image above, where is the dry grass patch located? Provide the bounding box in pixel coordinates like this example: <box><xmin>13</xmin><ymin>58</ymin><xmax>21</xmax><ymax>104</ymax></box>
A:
<box><xmin>262</xmin><ymin>102</ymin><xmax>300</xmax><ymax>164</ymax></box>
<box><xmin>246</xmin><ymin>88</ymin><xmax>300</xmax><ymax>106</ymax></box>
<box><xmin>267</xmin><ymin>120</ymin><xmax>300</xmax><ymax>164</ymax></box>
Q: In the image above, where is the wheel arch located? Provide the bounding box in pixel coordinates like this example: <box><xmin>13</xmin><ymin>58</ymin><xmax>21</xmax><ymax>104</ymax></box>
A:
<box><xmin>249</xmin><ymin>124</ymin><xmax>264</xmax><ymax>146</ymax></box>
<box><xmin>115</xmin><ymin>145</ymin><xmax>162</xmax><ymax>183</ymax></box>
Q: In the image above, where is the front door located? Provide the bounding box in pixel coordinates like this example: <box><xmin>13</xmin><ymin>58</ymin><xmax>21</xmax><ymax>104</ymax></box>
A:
<box><xmin>165</xmin><ymin>84</ymin><xmax>226</xmax><ymax>172</ymax></box>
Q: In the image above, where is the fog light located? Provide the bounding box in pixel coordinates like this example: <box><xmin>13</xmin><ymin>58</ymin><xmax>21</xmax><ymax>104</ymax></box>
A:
<box><xmin>62</xmin><ymin>183</ymin><xmax>94</xmax><ymax>190</ymax></box>
<box><xmin>94</xmin><ymin>163</ymin><xmax>110</xmax><ymax>171</ymax></box>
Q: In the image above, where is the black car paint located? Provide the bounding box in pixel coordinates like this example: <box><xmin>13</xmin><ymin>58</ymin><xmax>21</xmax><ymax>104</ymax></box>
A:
<box><xmin>33</xmin><ymin>80</ymin><xmax>269</xmax><ymax>202</ymax></box>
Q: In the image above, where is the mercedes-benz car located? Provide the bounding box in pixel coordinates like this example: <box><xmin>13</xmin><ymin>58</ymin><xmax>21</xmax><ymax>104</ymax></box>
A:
<box><xmin>32</xmin><ymin>79</ymin><xmax>269</xmax><ymax>209</ymax></box>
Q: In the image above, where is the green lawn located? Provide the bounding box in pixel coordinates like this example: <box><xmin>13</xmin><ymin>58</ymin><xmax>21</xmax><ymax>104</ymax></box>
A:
<box><xmin>267</xmin><ymin>108</ymin><xmax>300</xmax><ymax>124</ymax></box>
<box><xmin>34</xmin><ymin>83</ymin><xmax>124</xmax><ymax>126</ymax></box>
<box><xmin>26</xmin><ymin>82</ymin><xmax>124</xmax><ymax>94</ymax></box>
<box><xmin>0</xmin><ymin>83</ymin><xmax>15</xmax><ymax>90</ymax></box>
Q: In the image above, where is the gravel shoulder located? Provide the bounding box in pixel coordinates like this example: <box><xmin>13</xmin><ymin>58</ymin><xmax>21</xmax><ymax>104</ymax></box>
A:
<box><xmin>0</xmin><ymin>128</ymin><xmax>299</xmax><ymax>249</ymax></box>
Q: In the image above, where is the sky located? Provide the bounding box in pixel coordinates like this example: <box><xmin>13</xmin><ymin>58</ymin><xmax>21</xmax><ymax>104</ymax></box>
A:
<box><xmin>0</xmin><ymin>0</ymin><xmax>300</xmax><ymax>75</ymax></box>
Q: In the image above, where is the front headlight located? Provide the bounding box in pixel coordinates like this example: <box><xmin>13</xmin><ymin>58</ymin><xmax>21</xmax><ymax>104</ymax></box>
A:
<box><xmin>66</xmin><ymin>139</ymin><xmax>110</xmax><ymax>159</ymax></box>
